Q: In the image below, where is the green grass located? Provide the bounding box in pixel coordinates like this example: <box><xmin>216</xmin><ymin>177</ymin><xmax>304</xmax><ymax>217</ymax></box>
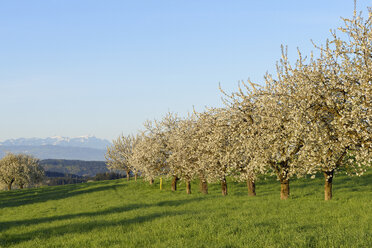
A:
<box><xmin>1</xmin><ymin>172</ymin><xmax>371</xmax><ymax>248</ymax></box>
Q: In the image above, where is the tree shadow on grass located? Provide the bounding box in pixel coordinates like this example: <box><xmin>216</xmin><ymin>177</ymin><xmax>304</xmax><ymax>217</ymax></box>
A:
<box><xmin>299</xmin><ymin>172</ymin><xmax>372</xmax><ymax>194</ymax></box>
<box><xmin>0</xmin><ymin>197</ymin><xmax>207</xmax><ymax>233</ymax></box>
<box><xmin>1</xmin><ymin>209</ymin><xmax>194</xmax><ymax>247</ymax></box>
<box><xmin>0</xmin><ymin>181</ymin><xmax>125</xmax><ymax>209</ymax></box>
<box><xmin>334</xmin><ymin>172</ymin><xmax>372</xmax><ymax>188</ymax></box>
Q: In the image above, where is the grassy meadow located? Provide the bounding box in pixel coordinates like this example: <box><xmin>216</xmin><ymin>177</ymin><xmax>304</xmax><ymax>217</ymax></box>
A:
<box><xmin>0</xmin><ymin>171</ymin><xmax>371</xmax><ymax>248</ymax></box>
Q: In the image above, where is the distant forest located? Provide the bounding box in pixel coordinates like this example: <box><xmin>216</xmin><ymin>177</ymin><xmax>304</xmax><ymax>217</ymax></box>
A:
<box><xmin>40</xmin><ymin>159</ymin><xmax>109</xmax><ymax>177</ymax></box>
<box><xmin>41</xmin><ymin>159</ymin><xmax>126</xmax><ymax>186</ymax></box>
<box><xmin>44</xmin><ymin>171</ymin><xmax>126</xmax><ymax>186</ymax></box>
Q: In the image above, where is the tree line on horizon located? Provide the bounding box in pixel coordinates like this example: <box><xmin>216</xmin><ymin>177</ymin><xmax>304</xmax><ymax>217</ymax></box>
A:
<box><xmin>106</xmin><ymin>8</ymin><xmax>371</xmax><ymax>201</ymax></box>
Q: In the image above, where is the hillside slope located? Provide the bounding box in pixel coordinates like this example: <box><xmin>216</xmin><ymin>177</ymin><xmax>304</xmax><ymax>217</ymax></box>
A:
<box><xmin>0</xmin><ymin>172</ymin><xmax>371</xmax><ymax>247</ymax></box>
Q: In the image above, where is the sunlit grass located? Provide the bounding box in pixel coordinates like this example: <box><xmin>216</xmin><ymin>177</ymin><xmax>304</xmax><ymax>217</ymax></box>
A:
<box><xmin>1</xmin><ymin>171</ymin><xmax>371</xmax><ymax>247</ymax></box>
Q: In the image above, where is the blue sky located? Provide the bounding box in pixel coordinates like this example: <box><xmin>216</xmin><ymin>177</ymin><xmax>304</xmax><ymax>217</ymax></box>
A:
<box><xmin>0</xmin><ymin>0</ymin><xmax>370</xmax><ymax>141</ymax></box>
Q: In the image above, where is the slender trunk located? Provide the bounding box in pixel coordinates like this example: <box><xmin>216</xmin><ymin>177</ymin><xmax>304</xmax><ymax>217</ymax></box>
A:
<box><xmin>149</xmin><ymin>178</ymin><xmax>154</xmax><ymax>185</ymax></box>
<box><xmin>186</xmin><ymin>180</ymin><xmax>191</xmax><ymax>194</ymax></box>
<box><xmin>323</xmin><ymin>170</ymin><xmax>334</xmax><ymax>201</ymax></box>
<box><xmin>247</xmin><ymin>178</ymin><xmax>256</xmax><ymax>196</ymax></box>
<box><xmin>221</xmin><ymin>177</ymin><xmax>227</xmax><ymax>196</ymax></box>
<box><xmin>280</xmin><ymin>178</ymin><xmax>290</xmax><ymax>200</ymax></box>
<box><xmin>171</xmin><ymin>176</ymin><xmax>179</xmax><ymax>191</ymax></box>
<box><xmin>126</xmin><ymin>170</ymin><xmax>130</xmax><ymax>181</ymax></box>
<box><xmin>19</xmin><ymin>184</ymin><xmax>24</xmax><ymax>189</ymax></box>
<box><xmin>134</xmin><ymin>173</ymin><xmax>137</xmax><ymax>181</ymax></box>
<box><xmin>199</xmin><ymin>178</ymin><xmax>208</xmax><ymax>194</ymax></box>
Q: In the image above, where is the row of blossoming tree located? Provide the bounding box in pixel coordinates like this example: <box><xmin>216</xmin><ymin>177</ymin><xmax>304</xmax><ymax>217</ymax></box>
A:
<box><xmin>106</xmin><ymin>8</ymin><xmax>371</xmax><ymax>200</ymax></box>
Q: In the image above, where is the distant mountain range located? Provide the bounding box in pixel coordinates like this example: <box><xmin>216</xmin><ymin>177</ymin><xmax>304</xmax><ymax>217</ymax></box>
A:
<box><xmin>0</xmin><ymin>135</ymin><xmax>111</xmax><ymax>149</ymax></box>
<box><xmin>0</xmin><ymin>136</ymin><xmax>111</xmax><ymax>161</ymax></box>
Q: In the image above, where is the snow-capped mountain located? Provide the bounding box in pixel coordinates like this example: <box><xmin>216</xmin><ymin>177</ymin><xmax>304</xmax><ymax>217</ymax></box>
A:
<box><xmin>0</xmin><ymin>135</ymin><xmax>111</xmax><ymax>150</ymax></box>
<box><xmin>0</xmin><ymin>136</ymin><xmax>112</xmax><ymax>160</ymax></box>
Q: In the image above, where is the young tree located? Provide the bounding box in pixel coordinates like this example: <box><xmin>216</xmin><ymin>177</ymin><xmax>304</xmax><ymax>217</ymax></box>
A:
<box><xmin>168</xmin><ymin>115</ymin><xmax>201</xmax><ymax>194</ymax></box>
<box><xmin>226</xmin><ymin>108</ymin><xmax>263</xmax><ymax>196</ymax></box>
<box><xmin>220</xmin><ymin>84</ymin><xmax>271</xmax><ymax>196</ymax></box>
<box><xmin>157</xmin><ymin>112</ymin><xmax>181</xmax><ymax>191</ymax></box>
<box><xmin>131</xmin><ymin>134</ymin><xmax>165</xmax><ymax>184</ymax></box>
<box><xmin>193</xmin><ymin>108</ymin><xmax>236</xmax><ymax>196</ymax></box>
<box><xmin>130</xmin><ymin>113</ymin><xmax>179</xmax><ymax>185</ymax></box>
<box><xmin>105</xmin><ymin>134</ymin><xmax>137</xmax><ymax>181</ymax></box>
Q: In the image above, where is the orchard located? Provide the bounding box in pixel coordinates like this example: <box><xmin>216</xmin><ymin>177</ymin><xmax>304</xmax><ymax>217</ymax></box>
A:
<box><xmin>106</xmin><ymin>8</ymin><xmax>371</xmax><ymax>201</ymax></box>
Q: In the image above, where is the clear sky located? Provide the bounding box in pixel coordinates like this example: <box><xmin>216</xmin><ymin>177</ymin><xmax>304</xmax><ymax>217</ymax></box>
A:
<box><xmin>0</xmin><ymin>0</ymin><xmax>370</xmax><ymax>141</ymax></box>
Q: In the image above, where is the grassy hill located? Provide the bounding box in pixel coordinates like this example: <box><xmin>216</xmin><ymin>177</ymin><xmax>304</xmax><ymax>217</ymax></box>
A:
<box><xmin>0</xmin><ymin>172</ymin><xmax>371</xmax><ymax>248</ymax></box>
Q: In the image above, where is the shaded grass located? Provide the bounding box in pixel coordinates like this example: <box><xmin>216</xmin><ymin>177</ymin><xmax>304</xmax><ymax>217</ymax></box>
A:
<box><xmin>0</xmin><ymin>171</ymin><xmax>371</xmax><ymax>248</ymax></box>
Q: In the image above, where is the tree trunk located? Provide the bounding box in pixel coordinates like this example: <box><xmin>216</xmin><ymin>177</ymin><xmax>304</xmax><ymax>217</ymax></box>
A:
<box><xmin>324</xmin><ymin>170</ymin><xmax>334</xmax><ymax>201</ymax></box>
<box><xmin>149</xmin><ymin>178</ymin><xmax>154</xmax><ymax>185</ymax></box>
<box><xmin>221</xmin><ymin>177</ymin><xmax>228</xmax><ymax>196</ymax></box>
<box><xmin>280</xmin><ymin>178</ymin><xmax>290</xmax><ymax>200</ymax></box>
<box><xmin>186</xmin><ymin>180</ymin><xmax>191</xmax><ymax>194</ymax></box>
<box><xmin>134</xmin><ymin>173</ymin><xmax>137</xmax><ymax>181</ymax></box>
<box><xmin>171</xmin><ymin>176</ymin><xmax>179</xmax><ymax>191</ymax></box>
<box><xmin>247</xmin><ymin>179</ymin><xmax>256</xmax><ymax>196</ymax></box>
<box><xmin>19</xmin><ymin>184</ymin><xmax>24</xmax><ymax>189</ymax></box>
<box><xmin>126</xmin><ymin>170</ymin><xmax>130</xmax><ymax>181</ymax></box>
<box><xmin>7</xmin><ymin>179</ymin><xmax>14</xmax><ymax>191</ymax></box>
<box><xmin>199</xmin><ymin>179</ymin><xmax>208</xmax><ymax>194</ymax></box>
